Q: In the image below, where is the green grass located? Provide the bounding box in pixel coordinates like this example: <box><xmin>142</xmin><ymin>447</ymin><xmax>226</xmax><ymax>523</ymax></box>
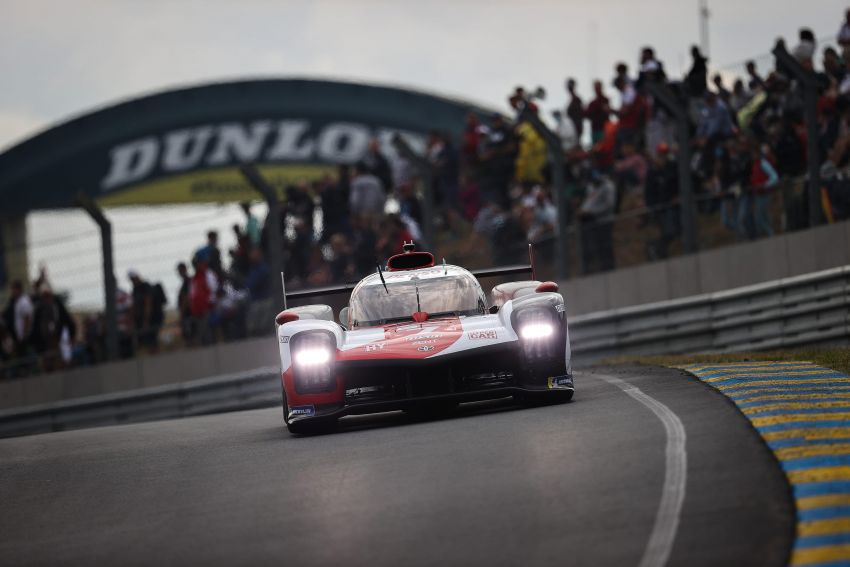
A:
<box><xmin>605</xmin><ymin>347</ymin><xmax>850</xmax><ymax>375</ymax></box>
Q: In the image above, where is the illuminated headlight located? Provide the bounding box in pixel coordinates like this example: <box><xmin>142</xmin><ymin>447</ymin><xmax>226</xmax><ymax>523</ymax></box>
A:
<box><xmin>295</xmin><ymin>347</ymin><xmax>331</xmax><ymax>366</ymax></box>
<box><xmin>290</xmin><ymin>331</ymin><xmax>336</xmax><ymax>394</ymax></box>
<box><xmin>520</xmin><ymin>322</ymin><xmax>554</xmax><ymax>340</ymax></box>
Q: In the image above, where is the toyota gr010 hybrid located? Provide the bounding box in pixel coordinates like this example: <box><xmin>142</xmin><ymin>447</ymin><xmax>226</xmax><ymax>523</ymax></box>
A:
<box><xmin>274</xmin><ymin>244</ymin><xmax>573</xmax><ymax>434</ymax></box>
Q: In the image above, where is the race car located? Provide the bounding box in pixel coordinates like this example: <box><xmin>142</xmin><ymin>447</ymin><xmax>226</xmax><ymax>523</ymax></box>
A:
<box><xmin>275</xmin><ymin>243</ymin><xmax>573</xmax><ymax>434</ymax></box>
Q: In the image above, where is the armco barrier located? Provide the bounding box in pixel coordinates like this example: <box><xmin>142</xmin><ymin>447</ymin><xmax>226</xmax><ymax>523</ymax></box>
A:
<box><xmin>2</xmin><ymin>265</ymin><xmax>848</xmax><ymax>438</ymax></box>
<box><xmin>0</xmin><ymin>367</ymin><xmax>279</xmax><ymax>438</ymax></box>
<box><xmin>569</xmin><ymin>265</ymin><xmax>850</xmax><ymax>363</ymax></box>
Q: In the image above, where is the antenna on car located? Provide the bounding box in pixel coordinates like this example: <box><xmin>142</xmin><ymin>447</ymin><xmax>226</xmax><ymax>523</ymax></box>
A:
<box><xmin>443</xmin><ymin>258</ymin><xmax>447</xmax><ymax>275</ymax></box>
<box><xmin>376</xmin><ymin>262</ymin><xmax>389</xmax><ymax>294</ymax></box>
<box><xmin>281</xmin><ymin>271</ymin><xmax>287</xmax><ymax>311</ymax></box>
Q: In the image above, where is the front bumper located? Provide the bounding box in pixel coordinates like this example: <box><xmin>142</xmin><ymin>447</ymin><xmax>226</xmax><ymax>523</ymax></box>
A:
<box><xmin>285</xmin><ymin>341</ymin><xmax>572</xmax><ymax>423</ymax></box>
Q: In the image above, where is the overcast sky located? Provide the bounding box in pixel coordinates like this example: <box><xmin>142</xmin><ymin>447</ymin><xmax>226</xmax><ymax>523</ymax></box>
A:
<box><xmin>0</xmin><ymin>0</ymin><xmax>846</xmax><ymax>151</ymax></box>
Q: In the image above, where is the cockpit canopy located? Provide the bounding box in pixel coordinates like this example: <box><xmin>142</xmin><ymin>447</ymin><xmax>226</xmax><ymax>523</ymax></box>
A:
<box><xmin>349</xmin><ymin>267</ymin><xmax>486</xmax><ymax>327</ymax></box>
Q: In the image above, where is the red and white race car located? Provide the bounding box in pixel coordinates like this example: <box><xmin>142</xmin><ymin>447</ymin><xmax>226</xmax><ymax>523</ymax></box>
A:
<box><xmin>275</xmin><ymin>243</ymin><xmax>573</xmax><ymax>434</ymax></box>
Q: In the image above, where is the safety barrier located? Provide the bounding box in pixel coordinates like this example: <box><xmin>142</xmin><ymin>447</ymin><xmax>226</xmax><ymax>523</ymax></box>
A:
<box><xmin>569</xmin><ymin>265</ymin><xmax>850</xmax><ymax>363</ymax></box>
<box><xmin>0</xmin><ymin>366</ymin><xmax>279</xmax><ymax>438</ymax></box>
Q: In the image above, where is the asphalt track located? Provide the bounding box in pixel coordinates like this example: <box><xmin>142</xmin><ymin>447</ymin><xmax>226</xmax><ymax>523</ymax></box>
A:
<box><xmin>0</xmin><ymin>365</ymin><xmax>794</xmax><ymax>566</ymax></box>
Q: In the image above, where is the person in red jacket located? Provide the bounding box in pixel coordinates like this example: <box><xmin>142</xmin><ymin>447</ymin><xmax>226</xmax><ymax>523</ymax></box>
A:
<box><xmin>189</xmin><ymin>258</ymin><xmax>218</xmax><ymax>345</ymax></box>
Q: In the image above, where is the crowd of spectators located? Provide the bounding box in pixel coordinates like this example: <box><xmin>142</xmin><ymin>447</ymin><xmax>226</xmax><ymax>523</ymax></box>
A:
<box><xmin>5</xmin><ymin>9</ymin><xmax>850</xmax><ymax>374</ymax></box>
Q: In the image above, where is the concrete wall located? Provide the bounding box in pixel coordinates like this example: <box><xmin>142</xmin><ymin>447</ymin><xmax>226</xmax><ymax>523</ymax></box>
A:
<box><xmin>0</xmin><ymin>336</ymin><xmax>279</xmax><ymax>410</ymax></box>
<box><xmin>561</xmin><ymin>220</ymin><xmax>850</xmax><ymax>317</ymax></box>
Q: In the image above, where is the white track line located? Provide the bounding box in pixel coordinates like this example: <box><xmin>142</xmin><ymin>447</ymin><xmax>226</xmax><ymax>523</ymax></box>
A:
<box><xmin>596</xmin><ymin>373</ymin><xmax>688</xmax><ymax>567</ymax></box>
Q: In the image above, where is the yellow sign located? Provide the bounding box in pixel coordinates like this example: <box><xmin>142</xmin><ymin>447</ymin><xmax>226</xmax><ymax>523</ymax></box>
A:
<box><xmin>96</xmin><ymin>164</ymin><xmax>335</xmax><ymax>207</ymax></box>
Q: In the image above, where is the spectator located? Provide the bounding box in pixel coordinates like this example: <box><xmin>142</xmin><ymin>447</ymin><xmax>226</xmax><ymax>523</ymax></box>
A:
<box><xmin>319</xmin><ymin>167</ymin><xmax>350</xmax><ymax>241</ymax></box>
<box><xmin>839</xmin><ymin>9</ymin><xmax>850</xmax><ymax>61</ymax></box>
<box><xmin>579</xmin><ymin>170</ymin><xmax>617</xmax><ymax>273</ymax></box>
<box><xmin>244</xmin><ymin>248</ymin><xmax>271</xmax><ymax>302</ymax></box>
<box><xmin>614</xmin><ymin>75</ymin><xmax>648</xmax><ymax>149</ymax></box>
<box><xmin>792</xmin><ymin>28</ymin><xmax>817</xmax><ymax>68</ymax></box>
<box><xmin>730</xmin><ymin>79</ymin><xmax>752</xmax><ymax>112</ymax></box>
<box><xmin>189</xmin><ymin>258</ymin><xmax>218</xmax><ymax>345</ymax></box>
<box><xmin>129</xmin><ymin>270</ymin><xmax>165</xmax><ymax>352</ymax></box>
<box><xmin>637</xmin><ymin>47</ymin><xmax>665</xmax><ymax>87</ymax></box>
<box><xmin>461</xmin><ymin>112</ymin><xmax>482</xmax><ymax>171</ymax></box>
<box><xmin>565</xmin><ymin>78</ymin><xmax>584</xmax><ymax>140</ymax></box>
<box><xmin>746</xmin><ymin>60</ymin><xmax>766</xmax><ymax>91</ymax></box>
<box><xmin>458</xmin><ymin>173</ymin><xmax>482</xmax><ymax>222</ymax></box>
<box><xmin>515</xmin><ymin>114</ymin><xmax>547</xmax><ymax>184</ymax></box>
<box><xmin>195</xmin><ymin>230</ymin><xmax>223</xmax><ymax>278</ymax></box>
<box><xmin>747</xmin><ymin>142</ymin><xmax>780</xmax><ymax>238</ymax></box>
<box><xmin>363</xmin><ymin>138</ymin><xmax>393</xmax><ymax>193</ymax></box>
<box><xmin>350</xmin><ymin>161</ymin><xmax>386</xmax><ymax>220</ymax></box>
<box><xmin>2</xmin><ymin>280</ymin><xmax>33</xmax><ymax>358</ymax></box>
<box><xmin>713</xmin><ymin>74</ymin><xmax>732</xmax><ymax>105</ymax></box>
<box><xmin>685</xmin><ymin>45</ymin><xmax>709</xmax><ymax>97</ymax></box>
<box><xmin>643</xmin><ymin>144</ymin><xmax>680</xmax><ymax>259</ymax></box>
<box><xmin>176</xmin><ymin>262</ymin><xmax>193</xmax><ymax>342</ymax></box>
<box><xmin>31</xmin><ymin>285</ymin><xmax>75</xmax><ymax>371</ymax></box>
<box><xmin>552</xmin><ymin>110</ymin><xmax>578</xmax><ymax>151</ymax></box>
<box><xmin>240</xmin><ymin>201</ymin><xmax>260</xmax><ymax>247</ymax></box>
<box><xmin>585</xmin><ymin>81</ymin><xmax>611</xmax><ymax>144</ymax></box>
<box><xmin>479</xmin><ymin>113</ymin><xmax>517</xmax><ymax>207</ymax></box>
<box><xmin>328</xmin><ymin>233</ymin><xmax>353</xmax><ymax>282</ymax></box>
<box><xmin>428</xmin><ymin>130</ymin><xmax>461</xmax><ymax>209</ymax></box>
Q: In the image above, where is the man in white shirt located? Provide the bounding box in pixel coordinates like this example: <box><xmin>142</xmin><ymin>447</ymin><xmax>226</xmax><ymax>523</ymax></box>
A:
<box><xmin>4</xmin><ymin>280</ymin><xmax>33</xmax><ymax>354</ymax></box>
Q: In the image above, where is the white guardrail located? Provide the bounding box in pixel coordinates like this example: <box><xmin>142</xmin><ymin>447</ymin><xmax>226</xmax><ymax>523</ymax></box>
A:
<box><xmin>1</xmin><ymin>265</ymin><xmax>848</xmax><ymax>438</ymax></box>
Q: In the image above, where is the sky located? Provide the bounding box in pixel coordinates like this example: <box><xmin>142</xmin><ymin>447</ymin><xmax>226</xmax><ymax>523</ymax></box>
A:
<box><xmin>3</xmin><ymin>0</ymin><xmax>848</xmax><ymax>308</ymax></box>
<box><xmin>1</xmin><ymin>0</ymin><xmax>847</xmax><ymax>151</ymax></box>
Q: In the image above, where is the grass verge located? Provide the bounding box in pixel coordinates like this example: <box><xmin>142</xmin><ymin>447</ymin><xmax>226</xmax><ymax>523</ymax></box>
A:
<box><xmin>604</xmin><ymin>347</ymin><xmax>850</xmax><ymax>375</ymax></box>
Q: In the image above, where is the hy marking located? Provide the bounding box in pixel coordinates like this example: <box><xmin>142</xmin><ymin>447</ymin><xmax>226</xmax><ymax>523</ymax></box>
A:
<box><xmin>596</xmin><ymin>374</ymin><xmax>686</xmax><ymax>567</ymax></box>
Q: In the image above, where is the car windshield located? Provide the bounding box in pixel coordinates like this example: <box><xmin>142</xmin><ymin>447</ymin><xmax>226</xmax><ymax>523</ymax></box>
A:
<box><xmin>349</xmin><ymin>273</ymin><xmax>484</xmax><ymax>327</ymax></box>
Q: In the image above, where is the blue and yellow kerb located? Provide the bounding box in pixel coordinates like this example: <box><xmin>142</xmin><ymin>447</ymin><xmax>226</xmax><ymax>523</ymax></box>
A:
<box><xmin>684</xmin><ymin>361</ymin><xmax>850</xmax><ymax>566</ymax></box>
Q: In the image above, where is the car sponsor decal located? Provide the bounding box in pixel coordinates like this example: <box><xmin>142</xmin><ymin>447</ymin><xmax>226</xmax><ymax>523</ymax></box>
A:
<box><xmin>289</xmin><ymin>405</ymin><xmax>316</xmax><ymax>417</ymax></box>
<box><xmin>468</xmin><ymin>330</ymin><xmax>497</xmax><ymax>340</ymax></box>
<box><xmin>339</xmin><ymin>318</ymin><xmax>463</xmax><ymax>361</ymax></box>
<box><xmin>279</xmin><ymin>335</ymin><xmax>290</xmax><ymax>343</ymax></box>
<box><xmin>547</xmin><ymin>375</ymin><xmax>574</xmax><ymax>390</ymax></box>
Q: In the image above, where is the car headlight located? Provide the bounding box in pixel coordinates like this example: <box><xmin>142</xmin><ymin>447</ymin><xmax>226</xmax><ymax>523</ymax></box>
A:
<box><xmin>513</xmin><ymin>307</ymin><xmax>560</xmax><ymax>361</ymax></box>
<box><xmin>295</xmin><ymin>347</ymin><xmax>332</xmax><ymax>366</ymax></box>
<box><xmin>520</xmin><ymin>322</ymin><xmax>554</xmax><ymax>340</ymax></box>
<box><xmin>290</xmin><ymin>331</ymin><xmax>337</xmax><ymax>394</ymax></box>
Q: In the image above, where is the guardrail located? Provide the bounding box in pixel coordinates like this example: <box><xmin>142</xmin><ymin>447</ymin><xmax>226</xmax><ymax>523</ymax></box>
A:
<box><xmin>0</xmin><ymin>367</ymin><xmax>280</xmax><ymax>438</ymax></box>
<box><xmin>3</xmin><ymin>265</ymin><xmax>848</xmax><ymax>438</ymax></box>
<box><xmin>569</xmin><ymin>265</ymin><xmax>850</xmax><ymax>363</ymax></box>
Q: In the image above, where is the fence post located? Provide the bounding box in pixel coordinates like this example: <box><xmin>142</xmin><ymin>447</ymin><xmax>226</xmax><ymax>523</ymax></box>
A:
<box><xmin>240</xmin><ymin>165</ymin><xmax>284</xmax><ymax>309</ymax></box>
<box><xmin>76</xmin><ymin>194</ymin><xmax>118</xmax><ymax>361</ymax></box>
<box><xmin>645</xmin><ymin>81</ymin><xmax>699</xmax><ymax>254</ymax></box>
<box><xmin>392</xmin><ymin>133</ymin><xmax>435</xmax><ymax>247</ymax></box>
<box><xmin>773</xmin><ymin>39</ymin><xmax>822</xmax><ymax>228</ymax></box>
<box><xmin>519</xmin><ymin>103</ymin><xmax>574</xmax><ymax>279</ymax></box>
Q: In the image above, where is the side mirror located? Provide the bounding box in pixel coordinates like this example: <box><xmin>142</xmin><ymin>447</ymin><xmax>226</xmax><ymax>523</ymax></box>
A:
<box><xmin>488</xmin><ymin>305</ymin><xmax>499</xmax><ymax>314</ymax></box>
<box><xmin>339</xmin><ymin>307</ymin><xmax>350</xmax><ymax>327</ymax></box>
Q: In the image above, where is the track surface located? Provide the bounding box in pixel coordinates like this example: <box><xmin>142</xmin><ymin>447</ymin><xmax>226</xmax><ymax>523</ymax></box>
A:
<box><xmin>0</xmin><ymin>366</ymin><xmax>794</xmax><ymax>566</ymax></box>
